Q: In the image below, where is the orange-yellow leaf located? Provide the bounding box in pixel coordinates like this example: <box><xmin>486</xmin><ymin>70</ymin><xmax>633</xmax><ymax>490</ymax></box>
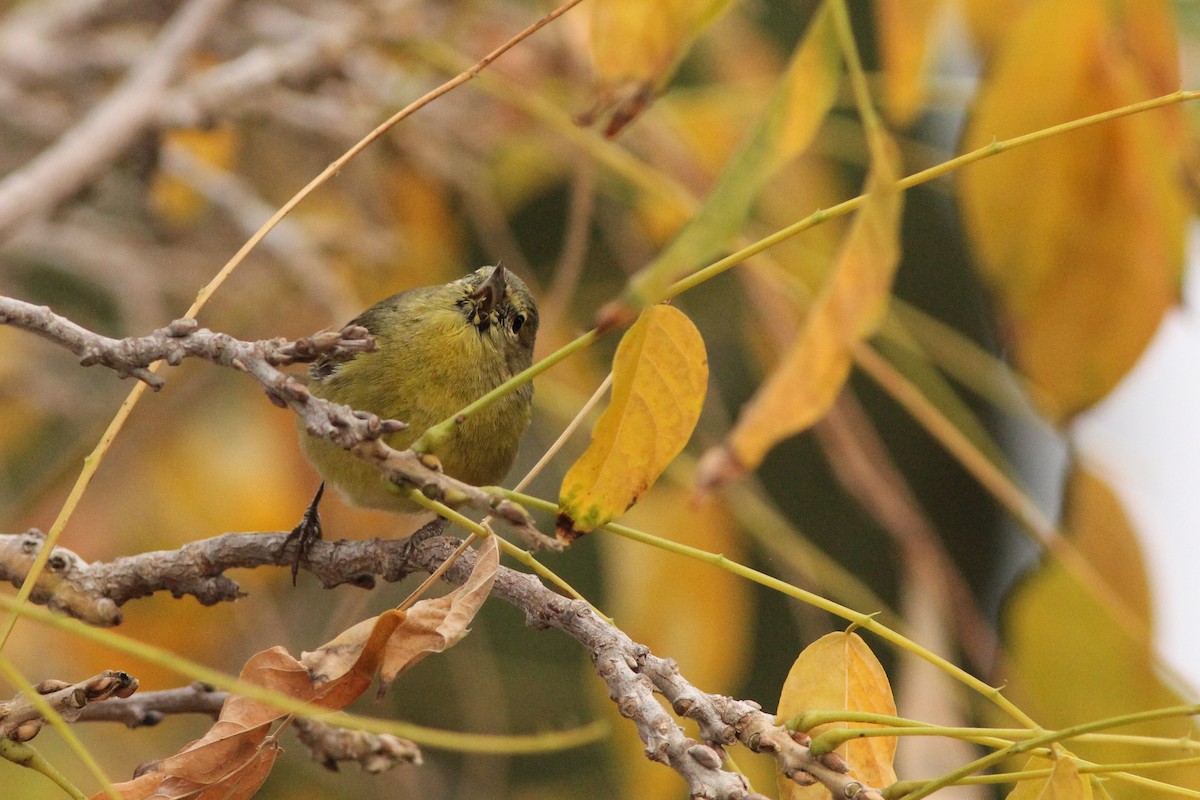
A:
<box><xmin>1004</xmin><ymin>465</ymin><xmax>1200</xmax><ymax>792</ymax></box>
<box><xmin>380</xmin><ymin>534</ymin><xmax>499</xmax><ymax>688</ymax></box>
<box><xmin>960</xmin><ymin>0</ymin><xmax>1030</xmax><ymax>59</ymax></box>
<box><xmin>586</xmin><ymin>0</ymin><xmax>733</xmax><ymax>132</ymax></box>
<box><xmin>699</xmin><ymin>135</ymin><xmax>902</xmax><ymax>486</ymax></box>
<box><xmin>776</xmin><ymin>632</ymin><xmax>898</xmax><ymax>799</ymax></box>
<box><xmin>625</xmin><ymin>3</ymin><xmax>841</xmax><ymax>309</ymax></box>
<box><xmin>557</xmin><ymin>305</ymin><xmax>708</xmax><ymax>541</ymax></box>
<box><xmin>875</xmin><ymin>0</ymin><xmax>948</xmax><ymax>125</ymax></box>
<box><xmin>1006</xmin><ymin>754</ymin><xmax>1092</xmax><ymax>800</ymax></box>
<box><xmin>958</xmin><ymin>0</ymin><xmax>1187</xmax><ymax>423</ymax></box>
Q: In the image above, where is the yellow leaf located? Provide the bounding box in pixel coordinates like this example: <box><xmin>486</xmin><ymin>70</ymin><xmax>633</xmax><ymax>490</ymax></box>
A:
<box><xmin>587</xmin><ymin>0</ymin><xmax>734</xmax><ymax>132</ymax></box>
<box><xmin>589</xmin><ymin>0</ymin><xmax>731</xmax><ymax>84</ymax></box>
<box><xmin>557</xmin><ymin>305</ymin><xmax>708</xmax><ymax>540</ymax></box>
<box><xmin>1004</xmin><ymin>465</ymin><xmax>1200</xmax><ymax>796</ymax></box>
<box><xmin>776</xmin><ymin>632</ymin><xmax>898</xmax><ymax>799</ymax></box>
<box><xmin>875</xmin><ymin>0</ymin><xmax>948</xmax><ymax>126</ymax></box>
<box><xmin>698</xmin><ymin>135</ymin><xmax>903</xmax><ymax>485</ymax></box>
<box><xmin>625</xmin><ymin>3</ymin><xmax>842</xmax><ymax>308</ymax></box>
<box><xmin>958</xmin><ymin>0</ymin><xmax>1187</xmax><ymax>422</ymax></box>
<box><xmin>1006</xmin><ymin>755</ymin><xmax>1092</xmax><ymax>800</ymax></box>
<box><xmin>1061</xmin><ymin>467</ymin><xmax>1152</xmax><ymax>624</ymax></box>
<box><xmin>961</xmin><ymin>0</ymin><xmax>1031</xmax><ymax>58</ymax></box>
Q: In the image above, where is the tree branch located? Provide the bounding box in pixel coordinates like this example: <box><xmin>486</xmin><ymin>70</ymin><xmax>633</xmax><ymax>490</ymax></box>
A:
<box><xmin>0</xmin><ymin>525</ymin><xmax>884</xmax><ymax>799</ymax></box>
<box><xmin>0</xmin><ymin>295</ymin><xmax>554</xmax><ymax>549</ymax></box>
<box><xmin>9</xmin><ymin>679</ymin><xmax>420</xmax><ymax>773</ymax></box>
<box><xmin>0</xmin><ymin>671</ymin><xmax>137</xmax><ymax>741</ymax></box>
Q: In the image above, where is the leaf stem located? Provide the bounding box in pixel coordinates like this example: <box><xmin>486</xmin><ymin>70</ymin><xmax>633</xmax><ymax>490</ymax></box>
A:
<box><xmin>899</xmin><ymin>703</ymin><xmax>1200</xmax><ymax>800</ymax></box>
<box><xmin>503</xmin><ymin>490</ymin><xmax>1035</xmax><ymax>727</ymax></box>
<box><xmin>661</xmin><ymin>88</ymin><xmax>1200</xmax><ymax>303</ymax></box>
<box><xmin>414</xmin><ymin>328</ymin><xmax>599</xmax><ymax>455</ymax></box>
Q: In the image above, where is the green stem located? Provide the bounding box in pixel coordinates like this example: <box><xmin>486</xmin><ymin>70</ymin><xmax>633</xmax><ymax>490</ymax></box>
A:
<box><xmin>661</xmin><ymin>88</ymin><xmax>1200</xmax><ymax>304</ymax></box>
<box><xmin>891</xmin><ymin>753</ymin><xmax>1200</xmax><ymax>795</ymax></box>
<box><xmin>0</xmin><ymin>656</ymin><xmax>118</xmax><ymax>799</ymax></box>
<box><xmin>830</xmin><ymin>0</ymin><xmax>884</xmax><ymax>140</ymax></box>
<box><xmin>504</xmin><ymin>490</ymin><xmax>1036</xmax><ymax>728</ymax></box>
<box><xmin>0</xmin><ymin>595</ymin><xmax>605</xmax><ymax>755</ymax></box>
<box><xmin>0</xmin><ymin>739</ymin><xmax>88</xmax><ymax>800</ymax></box>
<box><xmin>414</xmin><ymin>328</ymin><xmax>599</xmax><ymax>454</ymax></box>
<box><xmin>898</xmin><ymin>703</ymin><xmax>1200</xmax><ymax>800</ymax></box>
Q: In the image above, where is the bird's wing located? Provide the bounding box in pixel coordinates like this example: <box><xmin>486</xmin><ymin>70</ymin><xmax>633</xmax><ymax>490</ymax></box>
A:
<box><xmin>309</xmin><ymin>299</ymin><xmax>395</xmax><ymax>381</ymax></box>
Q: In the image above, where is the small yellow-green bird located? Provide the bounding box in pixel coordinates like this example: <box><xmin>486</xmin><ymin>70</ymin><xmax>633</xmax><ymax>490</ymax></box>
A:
<box><xmin>288</xmin><ymin>265</ymin><xmax>538</xmax><ymax>575</ymax></box>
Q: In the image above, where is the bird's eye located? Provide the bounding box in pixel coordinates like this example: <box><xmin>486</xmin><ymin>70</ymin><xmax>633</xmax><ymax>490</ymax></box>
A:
<box><xmin>511</xmin><ymin>314</ymin><xmax>525</xmax><ymax>333</ymax></box>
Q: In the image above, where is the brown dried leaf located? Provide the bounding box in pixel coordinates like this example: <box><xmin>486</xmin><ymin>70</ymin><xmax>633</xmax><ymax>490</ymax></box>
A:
<box><xmin>302</xmin><ymin>609</ymin><xmax>407</xmax><ymax>707</ymax></box>
<box><xmin>380</xmin><ymin>535</ymin><xmax>500</xmax><ymax>690</ymax></box>
<box><xmin>94</xmin><ymin>613</ymin><xmax>407</xmax><ymax>798</ymax></box>
<box><xmin>94</xmin><ymin>773</ymin><xmax>161</xmax><ymax>800</ymax></box>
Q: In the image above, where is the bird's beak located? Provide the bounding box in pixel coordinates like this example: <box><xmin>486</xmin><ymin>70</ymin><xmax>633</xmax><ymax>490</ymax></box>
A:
<box><xmin>470</xmin><ymin>264</ymin><xmax>508</xmax><ymax>318</ymax></box>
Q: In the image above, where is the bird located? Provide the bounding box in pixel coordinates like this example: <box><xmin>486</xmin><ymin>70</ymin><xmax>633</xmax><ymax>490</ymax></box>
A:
<box><xmin>287</xmin><ymin>264</ymin><xmax>538</xmax><ymax>578</ymax></box>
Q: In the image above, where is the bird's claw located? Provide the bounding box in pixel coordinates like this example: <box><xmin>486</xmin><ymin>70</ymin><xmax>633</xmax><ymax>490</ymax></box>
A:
<box><xmin>283</xmin><ymin>482</ymin><xmax>325</xmax><ymax>585</ymax></box>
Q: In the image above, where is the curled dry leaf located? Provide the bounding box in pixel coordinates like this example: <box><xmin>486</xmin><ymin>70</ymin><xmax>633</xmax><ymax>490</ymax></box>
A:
<box><xmin>557</xmin><ymin>305</ymin><xmax>708</xmax><ymax>541</ymax></box>
<box><xmin>379</xmin><ymin>534</ymin><xmax>499</xmax><ymax>691</ymax></box>
<box><xmin>93</xmin><ymin>538</ymin><xmax>500</xmax><ymax>799</ymax></box>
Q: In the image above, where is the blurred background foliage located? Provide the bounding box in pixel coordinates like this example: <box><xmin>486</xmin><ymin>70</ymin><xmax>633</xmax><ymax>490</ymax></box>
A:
<box><xmin>0</xmin><ymin>0</ymin><xmax>1197</xmax><ymax>798</ymax></box>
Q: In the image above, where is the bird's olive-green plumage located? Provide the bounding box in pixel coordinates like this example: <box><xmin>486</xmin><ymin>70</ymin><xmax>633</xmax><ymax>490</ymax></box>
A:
<box><xmin>300</xmin><ymin>265</ymin><xmax>538</xmax><ymax>511</ymax></box>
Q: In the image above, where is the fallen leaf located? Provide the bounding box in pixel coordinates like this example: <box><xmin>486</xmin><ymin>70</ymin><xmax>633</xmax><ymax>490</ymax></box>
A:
<box><xmin>776</xmin><ymin>631</ymin><xmax>898</xmax><ymax>799</ymax></box>
<box><xmin>557</xmin><ymin>305</ymin><xmax>708</xmax><ymax>541</ymax></box>
<box><xmin>380</xmin><ymin>535</ymin><xmax>500</xmax><ymax>690</ymax></box>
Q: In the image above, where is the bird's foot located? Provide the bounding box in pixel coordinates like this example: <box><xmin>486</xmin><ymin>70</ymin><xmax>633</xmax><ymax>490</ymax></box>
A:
<box><xmin>399</xmin><ymin>517</ymin><xmax>449</xmax><ymax>570</ymax></box>
<box><xmin>283</xmin><ymin>483</ymin><xmax>325</xmax><ymax>585</ymax></box>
